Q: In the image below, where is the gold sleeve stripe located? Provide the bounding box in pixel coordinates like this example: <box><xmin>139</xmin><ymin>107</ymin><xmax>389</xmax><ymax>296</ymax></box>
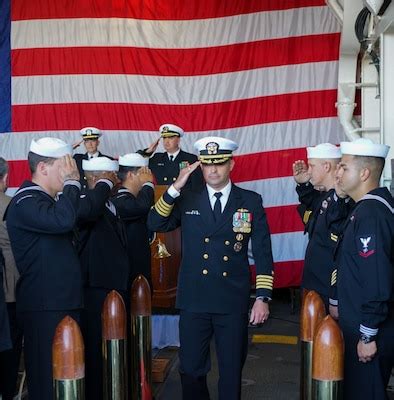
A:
<box><xmin>256</xmin><ymin>279</ymin><xmax>274</xmax><ymax>284</ymax></box>
<box><xmin>256</xmin><ymin>276</ymin><xmax>274</xmax><ymax>281</ymax></box>
<box><xmin>256</xmin><ymin>283</ymin><xmax>273</xmax><ymax>289</ymax></box>
<box><xmin>154</xmin><ymin>196</ymin><xmax>174</xmax><ymax>217</ymax></box>
<box><xmin>330</xmin><ymin>233</ymin><xmax>338</xmax><ymax>242</ymax></box>
<box><xmin>303</xmin><ymin>210</ymin><xmax>312</xmax><ymax>224</ymax></box>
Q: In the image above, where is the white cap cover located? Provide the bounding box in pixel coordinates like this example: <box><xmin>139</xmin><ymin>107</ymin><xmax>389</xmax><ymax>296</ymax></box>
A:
<box><xmin>30</xmin><ymin>137</ymin><xmax>73</xmax><ymax>158</ymax></box>
<box><xmin>159</xmin><ymin>123</ymin><xmax>184</xmax><ymax>138</ymax></box>
<box><xmin>82</xmin><ymin>157</ymin><xmax>119</xmax><ymax>171</ymax></box>
<box><xmin>307</xmin><ymin>143</ymin><xmax>341</xmax><ymax>159</ymax></box>
<box><xmin>340</xmin><ymin>138</ymin><xmax>390</xmax><ymax>158</ymax></box>
<box><xmin>118</xmin><ymin>153</ymin><xmax>149</xmax><ymax>167</ymax></box>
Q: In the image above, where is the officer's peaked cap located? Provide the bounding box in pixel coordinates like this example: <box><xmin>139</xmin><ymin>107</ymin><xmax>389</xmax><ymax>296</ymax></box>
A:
<box><xmin>307</xmin><ymin>143</ymin><xmax>341</xmax><ymax>159</ymax></box>
<box><xmin>30</xmin><ymin>137</ymin><xmax>73</xmax><ymax>158</ymax></box>
<box><xmin>159</xmin><ymin>124</ymin><xmax>184</xmax><ymax>138</ymax></box>
<box><xmin>119</xmin><ymin>153</ymin><xmax>149</xmax><ymax>167</ymax></box>
<box><xmin>82</xmin><ymin>157</ymin><xmax>119</xmax><ymax>172</ymax></box>
<box><xmin>340</xmin><ymin>138</ymin><xmax>390</xmax><ymax>158</ymax></box>
<box><xmin>80</xmin><ymin>127</ymin><xmax>102</xmax><ymax>140</ymax></box>
<box><xmin>194</xmin><ymin>136</ymin><xmax>238</xmax><ymax>164</ymax></box>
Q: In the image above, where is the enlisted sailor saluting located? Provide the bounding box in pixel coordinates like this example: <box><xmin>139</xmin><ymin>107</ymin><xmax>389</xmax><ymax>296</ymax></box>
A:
<box><xmin>148</xmin><ymin>136</ymin><xmax>274</xmax><ymax>400</ymax></box>
<box><xmin>73</xmin><ymin>126</ymin><xmax>113</xmax><ymax>190</ymax></box>
<box><xmin>4</xmin><ymin>137</ymin><xmax>82</xmax><ymax>400</ymax></box>
<box><xmin>329</xmin><ymin>138</ymin><xmax>394</xmax><ymax>399</ymax></box>
<box><xmin>138</xmin><ymin>123</ymin><xmax>204</xmax><ymax>189</ymax></box>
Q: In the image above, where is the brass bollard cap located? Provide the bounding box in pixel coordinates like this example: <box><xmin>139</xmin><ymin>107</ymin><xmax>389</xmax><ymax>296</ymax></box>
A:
<box><xmin>131</xmin><ymin>275</ymin><xmax>152</xmax><ymax>316</ymax></box>
<box><xmin>52</xmin><ymin>316</ymin><xmax>84</xmax><ymax>380</ymax></box>
<box><xmin>102</xmin><ymin>290</ymin><xmax>127</xmax><ymax>340</ymax></box>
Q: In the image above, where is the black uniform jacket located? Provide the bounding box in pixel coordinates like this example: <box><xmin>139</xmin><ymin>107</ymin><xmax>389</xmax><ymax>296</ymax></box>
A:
<box><xmin>296</xmin><ymin>183</ymin><xmax>353</xmax><ymax>297</ymax></box>
<box><xmin>111</xmin><ymin>185</ymin><xmax>154</xmax><ymax>284</ymax></box>
<box><xmin>145</xmin><ymin>150</ymin><xmax>204</xmax><ymax>189</ymax></box>
<box><xmin>77</xmin><ymin>181</ymin><xmax>130</xmax><ymax>291</ymax></box>
<box><xmin>4</xmin><ymin>181</ymin><xmax>82</xmax><ymax>311</ymax></box>
<box><xmin>337</xmin><ymin>187</ymin><xmax>394</xmax><ymax>334</ymax></box>
<box><xmin>147</xmin><ymin>184</ymin><xmax>274</xmax><ymax>314</ymax></box>
<box><xmin>74</xmin><ymin>151</ymin><xmax>112</xmax><ymax>189</ymax></box>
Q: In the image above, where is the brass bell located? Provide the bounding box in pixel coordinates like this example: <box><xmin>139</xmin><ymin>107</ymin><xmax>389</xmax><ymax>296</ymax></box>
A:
<box><xmin>154</xmin><ymin>239</ymin><xmax>171</xmax><ymax>259</ymax></box>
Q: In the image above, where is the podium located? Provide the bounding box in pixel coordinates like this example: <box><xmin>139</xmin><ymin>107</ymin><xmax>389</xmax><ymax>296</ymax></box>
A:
<box><xmin>150</xmin><ymin>185</ymin><xmax>181</xmax><ymax>308</ymax></box>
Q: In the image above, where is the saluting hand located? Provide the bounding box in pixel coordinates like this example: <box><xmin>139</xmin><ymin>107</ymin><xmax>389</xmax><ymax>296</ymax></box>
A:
<box><xmin>146</xmin><ymin>138</ymin><xmax>161</xmax><ymax>155</ymax></box>
<box><xmin>173</xmin><ymin>161</ymin><xmax>201</xmax><ymax>192</ymax></box>
<box><xmin>59</xmin><ymin>154</ymin><xmax>80</xmax><ymax>182</ymax></box>
<box><xmin>138</xmin><ymin>166</ymin><xmax>154</xmax><ymax>184</ymax></box>
<box><xmin>249</xmin><ymin>299</ymin><xmax>270</xmax><ymax>325</ymax></box>
<box><xmin>72</xmin><ymin>139</ymin><xmax>84</xmax><ymax>150</ymax></box>
<box><xmin>292</xmin><ymin>160</ymin><xmax>310</xmax><ymax>184</ymax></box>
<box><xmin>98</xmin><ymin>171</ymin><xmax>119</xmax><ymax>186</ymax></box>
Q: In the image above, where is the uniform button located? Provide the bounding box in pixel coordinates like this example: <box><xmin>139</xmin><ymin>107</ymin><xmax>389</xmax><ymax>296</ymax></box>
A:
<box><xmin>222</xmin><ymin>272</ymin><xmax>228</xmax><ymax>277</ymax></box>
<box><xmin>204</xmin><ymin>238</ymin><xmax>210</xmax><ymax>243</ymax></box>
<box><xmin>173</xmin><ymin>177</ymin><xmax>176</xmax><ymax>181</ymax></box>
<box><xmin>164</xmin><ymin>177</ymin><xmax>168</xmax><ymax>181</ymax></box>
<box><xmin>203</xmin><ymin>253</ymin><xmax>209</xmax><ymax>259</ymax></box>
<box><xmin>223</xmin><ymin>256</ymin><xmax>229</xmax><ymax>261</ymax></box>
<box><xmin>202</xmin><ymin>269</ymin><xmax>208</xmax><ymax>275</ymax></box>
<box><xmin>224</xmin><ymin>240</ymin><xmax>230</xmax><ymax>245</ymax></box>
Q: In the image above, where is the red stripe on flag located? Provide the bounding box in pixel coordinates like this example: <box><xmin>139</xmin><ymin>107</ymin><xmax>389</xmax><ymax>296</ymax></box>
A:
<box><xmin>232</xmin><ymin>148</ymin><xmax>307</xmax><ymax>181</ymax></box>
<box><xmin>8</xmin><ymin>160</ymin><xmax>31</xmax><ymax>187</ymax></box>
<box><xmin>12</xmin><ymin>34</ymin><xmax>340</xmax><ymax>77</ymax></box>
<box><xmin>12</xmin><ymin>90</ymin><xmax>337</xmax><ymax>132</ymax></box>
<box><xmin>12</xmin><ymin>0</ymin><xmax>326</xmax><ymax>21</ymax></box>
<box><xmin>250</xmin><ymin>260</ymin><xmax>304</xmax><ymax>288</ymax></box>
<box><xmin>265</xmin><ymin>204</ymin><xmax>304</xmax><ymax>234</ymax></box>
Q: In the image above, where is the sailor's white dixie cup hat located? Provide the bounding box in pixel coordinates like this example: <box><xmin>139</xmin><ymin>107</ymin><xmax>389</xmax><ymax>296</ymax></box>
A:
<box><xmin>307</xmin><ymin>143</ymin><xmax>341</xmax><ymax>159</ymax></box>
<box><xmin>30</xmin><ymin>137</ymin><xmax>73</xmax><ymax>158</ymax></box>
<box><xmin>118</xmin><ymin>153</ymin><xmax>149</xmax><ymax>167</ymax></box>
<box><xmin>82</xmin><ymin>157</ymin><xmax>119</xmax><ymax>171</ymax></box>
<box><xmin>340</xmin><ymin>138</ymin><xmax>390</xmax><ymax>158</ymax></box>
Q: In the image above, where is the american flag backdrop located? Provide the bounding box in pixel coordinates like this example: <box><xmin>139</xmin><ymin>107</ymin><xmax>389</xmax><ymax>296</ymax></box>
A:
<box><xmin>0</xmin><ymin>0</ymin><xmax>346</xmax><ymax>288</ymax></box>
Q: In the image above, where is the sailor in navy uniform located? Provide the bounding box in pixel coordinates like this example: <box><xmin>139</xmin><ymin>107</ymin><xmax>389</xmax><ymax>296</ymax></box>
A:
<box><xmin>111</xmin><ymin>153</ymin><xmax>155</xmax><ymax>289</ymax></box>
<box><xmin>76</xmin><ymin>156</ymin><xmax>129</xmax><ymax>400</ymax></box>
<box><xmin>329</xmin><ymin>138</ymin><xmax>394</xmax><ymax>399</ymax></box>
<box><xmin>293</xmin><ymin>143</ymin><xmax>352</xmax><ymax>308</ymax></box>
<box><xmin>148</xmin><ymin>136</ymin><xmax>274</xmax><ymax>400</ymax></box>
<box><xmin>4</xmin><ymin>138</ymin><xmax>82</xmax><ymax>400</ymax></box>
<box><xmin>73</xmin><ymin>127</ymin><xmax>113</xmax><ymax>190</ymax></box>
<box><xmin>138</xmin><ymin>123</ymin><xmax>204</xmax><ymax>189</ymax></box>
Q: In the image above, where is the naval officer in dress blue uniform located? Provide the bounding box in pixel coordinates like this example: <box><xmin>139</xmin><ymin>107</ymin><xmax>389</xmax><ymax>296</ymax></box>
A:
<box><xmin>138</xmin><ymin>123</ymin><xmax>204</xmax><ymax>189</ymax></box>
<box><xmin>73</xmin><ymin>127</ymin><xmax>113</xmax><ymax>190</ymax></box>
<box><xmin>148</xmin><ymin>136</ymin><xmax>274</xmax><ymax>400</ymax></box>
<box><xmin>330</xmin><ymin>138</ymin><xmax>394</xmax><ymax>399</ymax></box>
<box><xmin>4</xmin><ymin>138</ymin><xmax>82</xmax><ymax>400</ymax></box>
<box><xmin>293</xmin><ymin>143</ymin><xmax>352</xmax><ymax>309</ymax></box>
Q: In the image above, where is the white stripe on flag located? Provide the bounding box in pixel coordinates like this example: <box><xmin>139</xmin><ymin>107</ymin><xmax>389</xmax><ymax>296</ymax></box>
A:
<box><xmin>12</xmin><ymin>61</ymin><xmax>338</xmax><ymax>105</ymax></box>
<box><xmin>11</xmin><ymin>7</ymin><xmax>339</xmax><ymax>49</ymax></box>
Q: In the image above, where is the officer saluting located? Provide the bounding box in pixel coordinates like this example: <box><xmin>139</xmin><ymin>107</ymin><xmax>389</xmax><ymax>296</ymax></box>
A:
<box><xmin>148</xmin><ymin>136</ymin><xmax>274</xmax><ymax>400</ymax></box>
<box><xmin>331</xmin><ymin>138</ymin><xmax>394</xmax><ymax>399</ymax></box>
<box><xmin>138</xmin><ymin>123</ymin><xmax>204</xmax><ymax>189</ymax></box>
<box><xmin>73</xmin><ymin>127</ymin><xmax>113</xmax><ymax>190</ymax></box>
<box><xmin>4</xmin><ymin>138</ymin><xmax>82</xmax><ymax>400</ymax></box>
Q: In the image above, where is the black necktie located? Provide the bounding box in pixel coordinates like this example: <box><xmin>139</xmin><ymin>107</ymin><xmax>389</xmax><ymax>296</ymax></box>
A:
<box><xmin>213</xmin><ymin>192</ymin><xmax>223</xmax><ymax>222</ymax></box>
<box><xmin>169</xmin><ymin>155</ymin><xmax>174</xmax><ymax>162</ymax></box>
